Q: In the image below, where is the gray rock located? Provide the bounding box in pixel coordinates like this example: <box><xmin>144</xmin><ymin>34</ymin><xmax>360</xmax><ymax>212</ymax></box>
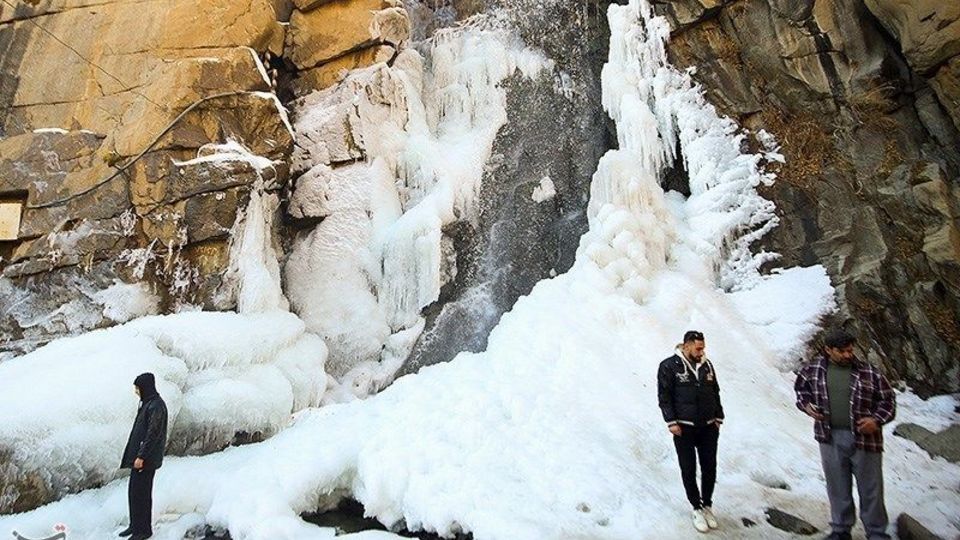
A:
<box><xmin>764</xmin><ymin>508</ymin><xmax>819</xmax><ymax>536</ymax></box>
<box><xmin>183</xmin><ymin>524</ymin><xmax>232</xmax><ymax>540</ymax></box>
<box><xmin>399</xmin><ymin>0</ymin><xmax>611</xmax><ymax>375</ymax></box>
<box><xmin>0</xmin><ymin>262</ymin><xmax>128</xmax><ymax>357</ymax></box>
<box><xmin>894</xmin><ymin>422</ymin><xmax>960</xmax><ymax>463</ymax></box>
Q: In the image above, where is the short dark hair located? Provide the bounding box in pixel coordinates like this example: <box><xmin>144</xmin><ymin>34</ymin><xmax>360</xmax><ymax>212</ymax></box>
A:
<box><xmin>824</xmin><ymin>328</ymin><xmax>856</xmax><ymax>349</ymax></box>
<box><xmin>683</xmin><ymin>330</ymin><xmax>704</xmax><ymax>343</ymax></box>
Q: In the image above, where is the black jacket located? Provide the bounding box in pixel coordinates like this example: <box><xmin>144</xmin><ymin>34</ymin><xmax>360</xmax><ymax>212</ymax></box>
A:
<box><xmin>657</xmin><ymin>353</ymin><xmax>724</xmax><ymax>427</ymax></box>
<box><xmin>121</xmin><ymin>374</ymin><xmax>168</xmax><ymax>470</ymax></box>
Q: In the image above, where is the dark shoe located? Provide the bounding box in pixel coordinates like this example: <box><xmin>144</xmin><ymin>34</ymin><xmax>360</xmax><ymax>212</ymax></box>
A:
<box><xmin>130</xmin><ymin>533</ymin><xmax>152</xmax><ymax>540</ymax></box>
<box><xmin>117</xmin><ymin>527</ymin><xmax>134</xmax><ymax>537</ymax></box>
<box><xmin>824</xmin><ymin>532</ymin><xmax>852</xmax><ymax>540</ymax></box>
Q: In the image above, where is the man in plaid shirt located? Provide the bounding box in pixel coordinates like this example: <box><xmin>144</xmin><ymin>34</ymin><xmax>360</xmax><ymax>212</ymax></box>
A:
<box><xmin>795</xmin><ymin>329</ymin><xmax>896</xmax><ymax>540</ymax></box>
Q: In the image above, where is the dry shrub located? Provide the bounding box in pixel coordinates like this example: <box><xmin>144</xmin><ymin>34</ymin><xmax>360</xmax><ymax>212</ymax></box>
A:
<box><xmin>922</xmin><ymin>298</ymin><xmax>960</xmax><ymax>343</ymax></box>
<box><xmin>759</xmin><ymin>108</ymin><xmax>848</xmax><ymax>192</ymax></box>
<box><xmin>876</xmin><ymin>138</ymin><xmax>904</xmax><ymax>178</ymax></box>
<box><xmin>848</xmin><ymin>82</ymin><xmax>900</xmax><ymax>131</ymax></box>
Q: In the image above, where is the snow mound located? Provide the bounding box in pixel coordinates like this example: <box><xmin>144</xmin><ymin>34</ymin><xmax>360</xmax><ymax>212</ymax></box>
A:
<box><xmin>0</xmin><ymin>311</ymin><xmax>327</xmax><ymax>513</ymax></box>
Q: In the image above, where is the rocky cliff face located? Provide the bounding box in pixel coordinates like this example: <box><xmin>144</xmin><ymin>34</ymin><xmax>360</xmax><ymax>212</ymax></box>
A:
<box><xmin>0</xmin><ymin>0</ymin><xmax>295</xmax><ymax>356</ymax></box>
<box><xmin>1</xmin><ymin>0</ymin><xmax>957</xmax><ymax>395</ymax></box>
<box><xmin>399</xmin><ymin>0</ymin><xmax>613</xmax><ymax>374</ymax></box>
<box><xmin>0</xmin><ymin>0</ymin><xmax>412</xmax><ymax>359</ymax></box>
<box><xmin>654</xmin><ymin>0</ymin><xmax>960</xmax><ymax>395</ymax></box>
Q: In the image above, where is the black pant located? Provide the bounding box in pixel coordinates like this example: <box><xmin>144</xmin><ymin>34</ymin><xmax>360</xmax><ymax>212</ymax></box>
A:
<box><xmin>673</xmin><ymin>424</ymin><xmax>719</xmax><ymax>510</ymax></box>
<box><xmin>128</xmin><ymin>468</ymin><xmax>156</xmax><ymax>535</ymax></box>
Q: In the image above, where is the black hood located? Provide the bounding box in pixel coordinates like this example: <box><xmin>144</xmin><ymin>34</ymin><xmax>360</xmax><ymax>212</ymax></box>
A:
<box><xmin>134</xmin><ymin>372</ymin><xmax>159</xmax><ymax>401</ymax></box>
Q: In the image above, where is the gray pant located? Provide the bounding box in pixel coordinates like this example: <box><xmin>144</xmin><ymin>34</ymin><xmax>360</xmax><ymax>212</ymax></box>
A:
<box><xmin>819</xmin><ymin>429</ymin><xmax>890</xmax><ymax>540</ymax></box>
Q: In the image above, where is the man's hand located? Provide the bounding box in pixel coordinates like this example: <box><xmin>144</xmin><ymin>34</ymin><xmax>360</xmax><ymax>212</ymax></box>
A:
<box><xmin>804</xmin><ymin>403</ymin><xmax>825</xmax><ymax>421</ymax></box>
<box><xmin>856</xmin><ymin>417</ymin><xmax>880</xmax><ymax>435</ymax></box>
<box><xmin>133</xmin><ymin>458</ymin><xmax>144</xmax><ymax>470</ymax></box>
<box><xmin>668</xmin><ymin>424</ymin><xmax>682</xmax><ymax>437</ymax></box>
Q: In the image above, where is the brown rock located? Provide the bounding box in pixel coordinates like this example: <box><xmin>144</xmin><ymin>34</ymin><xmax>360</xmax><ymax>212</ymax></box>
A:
<box><xmin>285</xmin><ymin>0</ymin><xmax>406</xmax><ymax>70</ymax></box>
<box><xmin>137</xmin><ymin>200</ymin><xmax>189</xmax><ymax>248</ymax></box>
<box><xmin>0</xmin><ymin>131</ymin><xmax>105</xmax><ymax>197</ymax></box>
<box><xmin>10</xmin><ymin>217</ymin><xmax>128</xmax><ymax>264</ymax></box>
<box><xmin>155</xmin><ymin>91</ymin><xmax>294</xmax><ymax>161</ymax></box>
<box><xmin>181</xmin><ymin>238</ymin><xmax>235</xmax><ymax>311</ymax></box>
<box><xmin>129</xmin><ymin>148</ymin><xmax>279</xmax><ymax>214</ymax></box>
<box><xmin>922</xmin><ymin>223</ymin><xmax>960</xmax><ymax>267</ymax></box>
<box><xmin>912</xmin><ymin>170</ymin><xmax>955</xmax><ymax>218</ymax></box>
<box><xmin>292</xmin><ymin>0</ymin><xmax>331</xmax><ymax>11</ymax></box>
<box><xmin>764</xmin><ymin>507</ymin><xmax>819</xmax><ymax>535</ymax></box>
<box><xmin>370</xmin><ymin>7</ymin><xmax>411</xmax><ymax>45</ymax></box>
<box><xmin>655</xmin><ymin>0</ymin><xmax>728</xmax><ymax>29</ymax></box>
<box><xmin>1</xmin><ymin>1</ymin><xmax>284</xmax><ymax>51</ymax></box>
<box><xmin>183</xmin><ymin>188</ymin><xmax>248</xmax><ymax>243</ymax></box>
<box><xmin>0</xmin><ymin>131</ymin><xmax>130</xmax><ymax>239</ymax></box>
<box><xmin>2</xmin><ymin>0</ymin><xmax>284</xmax><ymax>137</ymax></box>
<box><xmin>293</xmin><ymin>44</ymin><xmax>395</xmax><ymax>94</ymax></box>
<box><xmin>109</xmin><ymin>47</ymin><xmax>275</xmax><ymax>157</ymax></box>
<box><xmin>0</xmin><ymin>0</ymin><xmax>297</xmax><ymax>359</ymax></box>
<box><xmin>182</xmin><ymin>238</ymin><xmax>232</xmax><ymax>277</ymax></box>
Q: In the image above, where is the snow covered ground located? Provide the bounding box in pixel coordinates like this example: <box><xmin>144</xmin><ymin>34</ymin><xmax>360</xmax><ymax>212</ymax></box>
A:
<box><xmin>2</xmin><ymin>1</ymin><xmax>959</xmax><ymax>539</ymax></box>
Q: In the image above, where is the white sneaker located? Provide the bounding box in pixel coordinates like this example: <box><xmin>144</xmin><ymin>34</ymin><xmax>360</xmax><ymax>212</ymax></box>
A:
<box><xmin>702</xmin><ymin>507</ymin><xmax>719</xmax><ymax>529</ymax></box>
<box><xmin>692</xmin><ymin>509</ymin><xmax>710</xmax><ymax>533</ymax></box>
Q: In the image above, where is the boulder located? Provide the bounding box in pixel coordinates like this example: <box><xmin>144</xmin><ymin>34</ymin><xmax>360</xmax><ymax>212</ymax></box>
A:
<box><xmin>764</xmin><ymin>508</ymin><xmax>819</xmax><ymax>535</ymax></box>
<box><xmin>109</xmin><ymin>47</ymin><xmax>276</xmax><ymax>158</ymax></box>
<box><xmin>285</xmin><ymin>0</ymin><xmax>408</xmax><ymax>70</ymax></box>
<box><xmin>293</xmin><ymin>0</ymin><xmax>330</xmax><ymax>11</ymax></box>
<box><xmin>293</xmin><ymin>44</ymin><xmax>396</xmax><ymax>94</ymax></box>
<box><xmin>897</xmin><ymin>513</ymin><xmax>945</xmax><ymax>540</ymax></box>
<box><xmin>893</xmin><ymin>423</ymin><xmax>960</xmax><ymax>463</ymax></box>
<box><xmin>653</xmin><ymin>0</ymin><xmax>728</xmax><ymax>30</ymax></box>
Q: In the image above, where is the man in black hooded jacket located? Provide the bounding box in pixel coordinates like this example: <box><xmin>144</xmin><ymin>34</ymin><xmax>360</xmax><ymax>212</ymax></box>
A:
<box><xmin>657</xmin><ymin>330</ymin><xmax>725</xmax><ymax>533</ymax></box>
<box><xmin>119</xmin><ymin>373</ymin><xmax>168</xmax><ymax>540</ymax></box>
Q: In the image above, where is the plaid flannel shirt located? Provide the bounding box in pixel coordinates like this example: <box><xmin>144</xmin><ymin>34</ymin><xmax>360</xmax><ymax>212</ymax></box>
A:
<box><xmin>794</xmin><ymin>355</ymin><xmax>896</xmax><ymax>453</ymax></box>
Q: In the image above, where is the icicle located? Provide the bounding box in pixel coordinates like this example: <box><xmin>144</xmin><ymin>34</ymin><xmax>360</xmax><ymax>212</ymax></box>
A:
<box><xmin>227</xmin><ymin>185</ymin><xmax>290</xmax><ymax>314</ymax></box>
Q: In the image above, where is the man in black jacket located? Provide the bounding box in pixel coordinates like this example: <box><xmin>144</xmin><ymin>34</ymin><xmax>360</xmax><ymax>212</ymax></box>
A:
<box><xmin>657</xmin><ymin>330</ymin><xmax>724</xmax><ymax>533</ymax></box>
<box><xmin>119</xmin><ymin>373</ymin><xmax>168</xmax><ymax>540</ymax></box>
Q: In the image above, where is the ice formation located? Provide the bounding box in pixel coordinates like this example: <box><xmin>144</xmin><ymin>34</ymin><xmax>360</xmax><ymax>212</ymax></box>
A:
<box><xmin>531</xmin><ymin>176</ymin><xmax>556</xmax><ymax>203</ymax></box>
<box><xmin>285</xmin><ymin>29</ymin><xmax>552</xmax><ymax>385</ymax></box>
